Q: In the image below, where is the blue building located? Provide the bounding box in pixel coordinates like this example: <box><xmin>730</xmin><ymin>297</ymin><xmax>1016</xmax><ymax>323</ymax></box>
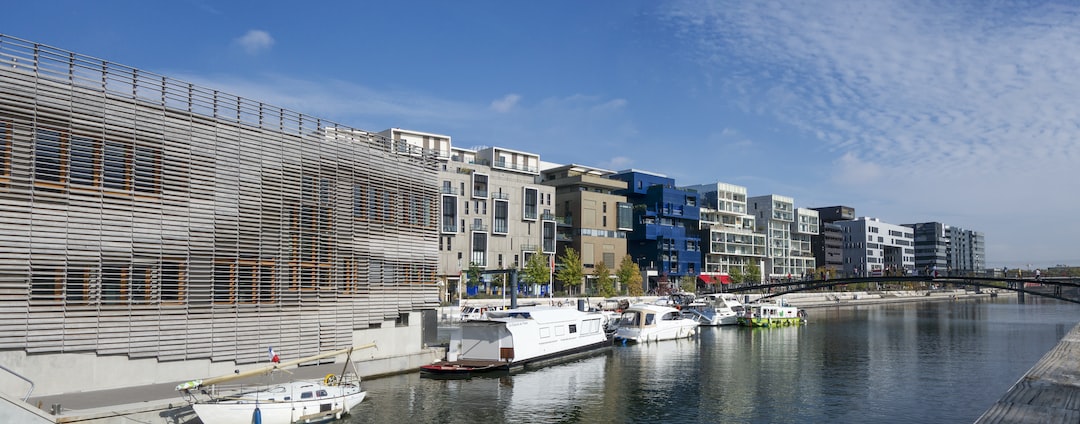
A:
<box><xmin>609</xmin><ymin>170</ymin><xmax>701</xmax><ymax>293</ymax></box>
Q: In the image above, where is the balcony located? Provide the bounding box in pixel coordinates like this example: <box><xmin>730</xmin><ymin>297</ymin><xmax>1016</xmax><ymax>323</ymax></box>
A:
<box><xmin>470</xmin><ymin>223</ymin><xmax>488</xmax><ymax>232</ymax></box>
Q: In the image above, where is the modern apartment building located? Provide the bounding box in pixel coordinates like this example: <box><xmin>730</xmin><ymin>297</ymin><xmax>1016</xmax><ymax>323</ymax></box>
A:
<box><xmin>748</xmin><ymin>194</ymin><xmax>801</xmax><ymax>279</ymax></box>
<box><xmin>904</xmin><ymin>222</ymin><xmax>949</xmax><ymax>275</ymax></box>
<box><xmin>838</xmin><ymin>217</ymin><xmax>915</xmax><ymax>276</ymax></box>
<box><xmin>810</xmin><ymin>205</ymin><xmax>855</xmax><ymax>275</ymax></box>
<box><xmin>392</xmin><ymin>127</ymin><xmax>559</xmax><ymax>300</ymax></box>
<box><xmin>904</xmin><ymin>222</ymin><xmax>985</xmax><ymax>275</ymax></box>
<box><xmin>539</xmin><ymin>164</ymin><xmax>630</xmax><ymax>294</ymax></box>
<box><xmin>683</xmin><ymin>182</ymin><xmax>765</xmax><ymax>284</ymax></box>
<box><xmin>609</xmin><ymin>170</ymin><xmax>702</xmax><ymax>293</ymax></box>
<box><xmin>0</xmin><ymin>35</ymin><xmax>440</xmax><ymax>396</ymax></box>
<box><xmin>790</xmin><ymin>208</ymin><xmax>821</xmax><ymax>278</ymax></box>
<box><xmin>948</xmin><ymin>227</ymin><xmax>985</xmax><ymax>274</ymax></box>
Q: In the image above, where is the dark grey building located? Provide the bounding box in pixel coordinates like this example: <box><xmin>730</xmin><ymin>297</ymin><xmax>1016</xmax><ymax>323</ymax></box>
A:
<box><xmin>810</xmin><ymin>206</ymin><xmax>854</xmax><ymax>275</ymax></box>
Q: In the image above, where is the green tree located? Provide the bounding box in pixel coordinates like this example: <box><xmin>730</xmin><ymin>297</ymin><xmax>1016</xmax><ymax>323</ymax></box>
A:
<box><xmin>465</xmin><ymin>262</ymin><xmax>483</xmax><ymax>297</ymax></box>
<box><xmin>746</xmin><ymin>262</ymin><xmax>762</xmax><ymax>285</ymax></box>
<box><xmin>679</xmin><ymin>275</ymin><xmax>697</xmax><ymax>293</ymax></box>
<box><xmin>555</xmin><ymin>247</ymin><xmax>585</xmax><ymax>296</ymax></box>
<box><xmin>595</xmin><ymin>260</ymin><xmax>616</xmax><ymax>298</ymax></box>
<box><xmin>617</xmin><ymin>255</ymin><xmax>643</xmax><ymax>296</ymax></box>
<box><xmin>521</xmin><ymin>248</ymin><xmax>551</xmax><ymax>289</ymax></box>
<box><xmin>729</xmin><ymin>266</ymin><xmax>745</xmax><ymax>285</ymax></box>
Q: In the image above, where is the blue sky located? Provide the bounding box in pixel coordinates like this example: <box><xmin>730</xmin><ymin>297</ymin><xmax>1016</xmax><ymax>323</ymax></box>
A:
<box><xmin>4</xmin><ymin>0</ymin><xmax>1078</xmax><ymax>269</ymax></box>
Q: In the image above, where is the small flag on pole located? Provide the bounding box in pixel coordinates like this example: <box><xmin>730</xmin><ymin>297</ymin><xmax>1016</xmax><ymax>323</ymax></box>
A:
<box><xmin>268</xmin><ymin>347</ymin><xmax>280</xmax><ymax>363</ymax></box>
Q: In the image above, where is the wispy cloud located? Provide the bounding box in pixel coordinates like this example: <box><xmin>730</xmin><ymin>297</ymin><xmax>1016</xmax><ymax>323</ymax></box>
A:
<box><xmin>660</xmin><ymin>0</ymin><xmax>1080</xmax><ymax>266</ymax></box>
<box><xmin>234</xmin><ymin>30</ymin><xmax>274</xmax><ymax>55</ymax></box>
<box><xmin>490</xmin><ymin>94</ymin><xmax>521</xmax><ymax>113</ymax></box>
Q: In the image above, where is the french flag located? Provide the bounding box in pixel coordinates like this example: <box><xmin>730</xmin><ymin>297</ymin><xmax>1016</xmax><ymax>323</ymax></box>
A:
<box><xmin>268</xmin><ymin>347</ymin><xmax>280</xmax><ymax>363</ymax></box>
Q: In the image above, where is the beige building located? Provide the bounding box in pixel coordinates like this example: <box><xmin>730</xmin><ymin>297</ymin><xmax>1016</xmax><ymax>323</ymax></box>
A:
<box><xmin>539</xmin><ymin>164</ymin><xmax>629</xmax><ymax>293</ymax></box>
<box><xmin>381</xmin><ymin>129</ymin><xmax>557</xmax><ymax>300</ymax></box>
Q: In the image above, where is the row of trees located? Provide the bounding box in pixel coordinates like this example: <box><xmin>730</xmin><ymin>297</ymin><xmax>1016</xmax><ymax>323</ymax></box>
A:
<box><xmin>462</xmin><ymin>248</ymin><xmax>768</xmax><ymax>298</ymax></box>
<box><xmin>464</xmin><ymin>248</ymin><xmax>646</xmax><ymax>298</ymax></box>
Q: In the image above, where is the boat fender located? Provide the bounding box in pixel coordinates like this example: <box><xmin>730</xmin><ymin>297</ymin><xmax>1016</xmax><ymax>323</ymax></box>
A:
<box><xmin>324</xmin><ymin>374</ymin><xmax>338</xmax><ymax>386</ymax></box>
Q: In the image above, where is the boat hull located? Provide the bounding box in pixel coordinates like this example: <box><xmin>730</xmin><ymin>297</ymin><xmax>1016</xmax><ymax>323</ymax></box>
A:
<box><xmin>737</xmin><ymin>316</ymin><xmax>805</xmax><ymax>328</ymax></box>
<box><xmin>614</xmin><ymin>324</ymin><xmax>698</xmax><ymax>343</ymax></box>
<box><xmin>421</xmin><ymin>339</ymin><xmax>612</xmax><ymax>378</ymax></box>
<box><xmin>192</xmin><ymin>388</ymin><xmax>365</xmax><ymax>424</ymax></box>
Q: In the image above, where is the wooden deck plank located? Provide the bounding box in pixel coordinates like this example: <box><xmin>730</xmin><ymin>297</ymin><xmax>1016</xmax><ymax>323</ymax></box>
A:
<box><xmin>976</xmin><ymin>323</ymin><xmax>1080</xmax><ymax>423</ymax></box>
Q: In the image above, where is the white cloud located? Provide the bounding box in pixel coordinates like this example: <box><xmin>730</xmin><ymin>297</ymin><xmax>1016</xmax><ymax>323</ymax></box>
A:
<box><xmin>235</xmin><ymin>30</ymin><xmax>274</xmax><ymax>55</ymax></box>
<box><xmin>604</xmin><ymin>156</ymin><xmax>635</xmax><ymax>170</ymax></box>
<box><xmin>659</xmin><ymin>0</ymin><xmax>1080</xmax><ymax>266</ymax></box>
<box><xmin>490</xmin><ymin>94</ymin><xmax>521</xmax><ymax>113</ymax></box>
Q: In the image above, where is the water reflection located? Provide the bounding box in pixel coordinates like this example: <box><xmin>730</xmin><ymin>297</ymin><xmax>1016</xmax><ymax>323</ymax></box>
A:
<box><xmin>348</xmin><ymin>299</ymin><xmax>1080</xmax><ymax>424</ymax></box>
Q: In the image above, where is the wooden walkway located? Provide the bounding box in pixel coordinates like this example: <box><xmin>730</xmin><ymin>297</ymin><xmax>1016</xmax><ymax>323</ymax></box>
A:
<box><xmin>976</xmin><ymin>323</ymin><xmax>1080</xmax><ymax>423</ymax></box>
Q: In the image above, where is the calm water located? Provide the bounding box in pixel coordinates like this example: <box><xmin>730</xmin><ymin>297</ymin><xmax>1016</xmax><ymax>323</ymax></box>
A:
<box><xmin>346</xmin><ymin>297</ymin><xmax>1080</xmax><ymax>423</ymax></box>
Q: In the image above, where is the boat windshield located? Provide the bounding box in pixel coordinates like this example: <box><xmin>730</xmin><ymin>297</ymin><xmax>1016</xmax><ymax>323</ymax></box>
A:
<box><xmin>618</xmin><ymin>311</ymin><xmax>640</xmax><ymax>326</ymax></box>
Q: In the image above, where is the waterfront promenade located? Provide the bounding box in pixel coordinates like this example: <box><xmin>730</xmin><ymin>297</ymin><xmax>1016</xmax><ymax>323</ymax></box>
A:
<box><xmin>3</xmin><ymin>289</ymin><xmax>1075</xmax><ymax>424</ymax></box>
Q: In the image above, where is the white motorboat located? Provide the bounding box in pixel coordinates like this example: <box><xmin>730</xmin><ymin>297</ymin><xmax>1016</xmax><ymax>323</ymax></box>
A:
<box><xmin>177</xmin><ymin>343</ymin><xmax>375</xmax><ymax>424</ymax></box>
<box><xmin>613</xmin><ymin>303</ymin><xmax>699</xmax><ymax>343</ymax></box>
<box><xmin>422</xmin><ymin>306</ymin><xmax>612</xmax><ymax>376</ymax></box>
<box><xmin>691</xmin><ymin>293</ymin><xmax>745</xmax><ymax>326</ymax></box>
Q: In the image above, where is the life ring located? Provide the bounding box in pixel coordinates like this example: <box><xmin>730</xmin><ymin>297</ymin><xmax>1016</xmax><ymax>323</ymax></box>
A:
<box><xmin>324</xmin><ymin>373</ymin><xmax>338</xmax><ymax>386</ymax></box>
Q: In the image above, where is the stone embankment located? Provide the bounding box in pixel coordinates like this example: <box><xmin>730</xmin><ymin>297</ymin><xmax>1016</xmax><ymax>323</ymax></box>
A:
<box><xmin>438</xmin><ymin>289</ymin><xmax>1008</xmax><ymax>322</ymax></box>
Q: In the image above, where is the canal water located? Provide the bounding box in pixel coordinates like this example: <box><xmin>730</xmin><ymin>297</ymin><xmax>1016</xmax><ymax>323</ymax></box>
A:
<box><xmin>346</xmin><ymin>297</ymin><xmax>1080</xmax><ymax>423</ymax></box>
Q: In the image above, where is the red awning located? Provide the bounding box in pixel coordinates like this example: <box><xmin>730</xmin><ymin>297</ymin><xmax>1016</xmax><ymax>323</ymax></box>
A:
<box><xmin>698</xmin><ymin>274</ymin><xmax>732</xmax><ymax>285</ymax></box>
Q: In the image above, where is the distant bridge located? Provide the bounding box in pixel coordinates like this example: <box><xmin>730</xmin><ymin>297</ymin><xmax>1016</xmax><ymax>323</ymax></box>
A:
<box><xmin>722</xmin><ymin>276</ymin><xmax>1080</xmax><ymax>305</ymax></box>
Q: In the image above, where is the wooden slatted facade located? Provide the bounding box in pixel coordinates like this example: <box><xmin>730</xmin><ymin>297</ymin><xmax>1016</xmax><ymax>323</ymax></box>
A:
<box><xmin>0</xmin><ymin>35</ymin><xmax>440</xmax><ymax>368</ymax></box>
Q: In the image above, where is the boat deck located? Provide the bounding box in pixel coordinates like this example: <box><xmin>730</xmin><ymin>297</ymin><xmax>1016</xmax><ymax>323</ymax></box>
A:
<box><xmin>420</xmin><ymin>359</ymin><xmax>509</xmax><ymax>374</ymax></box>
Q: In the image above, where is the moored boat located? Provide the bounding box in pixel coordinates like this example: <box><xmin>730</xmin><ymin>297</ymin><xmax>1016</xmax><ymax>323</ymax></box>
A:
<box><xmin>687</xmin><ymin>293</ymin><xmax>745</xmax><ymax>326</ymax></box>
<box><xmin>613</xmin><ymin>303</ymin><xmax>699</xmax><ymax>343</ymax></box>
<box><xmin>737</xmin><ymin>299</ymin><xmax>807</xmax><ymax>328</ymax></box>
<box><xmin>176</xmin><ymin>343</ymin><xmax>375</xmax><ymax>424</ymax></box>
<box><xmin>421</xmin><ymin>306</ymin><xmax>612</xmax><ymax>377</ymax></box>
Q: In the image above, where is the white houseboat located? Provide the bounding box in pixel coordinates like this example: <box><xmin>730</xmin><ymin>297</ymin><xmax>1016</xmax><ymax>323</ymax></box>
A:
<box><xmin>421</xmin><ymin>306</ymin><xmax>612</xmax><ymax>376</ymax></box>
<box><xmin>613</xmin><ymin>303</ymin><xmax>699</xmax><ymax>343</ymax></box>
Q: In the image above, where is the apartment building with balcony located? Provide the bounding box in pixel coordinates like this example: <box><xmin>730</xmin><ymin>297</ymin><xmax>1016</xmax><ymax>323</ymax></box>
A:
<box><xmin>790</xmin><ymin>208</ymin><xmax>820</xmax><ymax>278</ymax></box>
<box><xmin>609</xmin><ymin>170</ymin><xmax>701</xmax><ymax>293</ymax></box>
<box><xmin>810</xmin><ymin>205</ymin><xmax>855</xmax><ymax>275</ymax></box>
<box><xmin>682</xmin><ymin>182</ymin><xmax>765</xmax><ymax>285</ymax></box>
<box><xmin>903</xmin><ymin>221</ymin><xmax>985</xmax><ymax>275</ymax></box>
<box><xmin>539</xmin><ymin>164</ymin><xmax>629</xmax><ymax>294</ymax></box>
<box><xmin>838</xmin><ymin>217</ymin><xmax>915</xmax><ymax>276</ymax></box>
<box><xmin>383</xmin><ymin>128</ymin><xmax>557</xmax><ymax>300</ymax></box>
<box><xmin>748</xmin><ymin>194</ymin><xmax>797</xmax><ymax>279</ymax></box>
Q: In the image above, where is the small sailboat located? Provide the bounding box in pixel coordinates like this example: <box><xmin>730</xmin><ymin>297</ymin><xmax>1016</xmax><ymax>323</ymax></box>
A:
<box><xmin>176</xmin><ymin>343</ymin><xmax>376</xmax><ymax>424</ymax></box>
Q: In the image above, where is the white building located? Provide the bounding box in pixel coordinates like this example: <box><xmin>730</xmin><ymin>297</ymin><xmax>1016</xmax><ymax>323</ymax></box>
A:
<box><xmin>748</xmin><ymin>194</ymin><xmax>799</xmax><ymax>279</ymax></box>
<box><xmin>837</xmin><ymin>217</ymin><xmax>915</xmax><ymax>276</ymax></box>
<box><xmin>790</xmin><ymin>208</ymin><xmax>820</xmax><ymax>278</ymax></box>
<box><xmin>683</xmin><ymin>182</ymin><xmax>765</xmax><ymax>281</ymax></box>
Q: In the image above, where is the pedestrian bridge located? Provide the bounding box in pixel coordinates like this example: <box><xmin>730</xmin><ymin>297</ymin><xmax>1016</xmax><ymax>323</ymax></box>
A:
<box><xmin>723</xmin><ymin>275</ymin><xmax>1080</xmax><ymax>305</ymax></box>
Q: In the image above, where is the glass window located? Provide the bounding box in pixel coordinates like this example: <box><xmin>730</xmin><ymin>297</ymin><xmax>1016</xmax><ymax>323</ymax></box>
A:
<box><xmin>34</xmin><ymin>129</ymin><xmax>63</xmax><ymax>182</ymax></box>
<box><xmin>70</xmin><ymin>136</ymin><xmax>97</xmax><ymax>186</ymax></box>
